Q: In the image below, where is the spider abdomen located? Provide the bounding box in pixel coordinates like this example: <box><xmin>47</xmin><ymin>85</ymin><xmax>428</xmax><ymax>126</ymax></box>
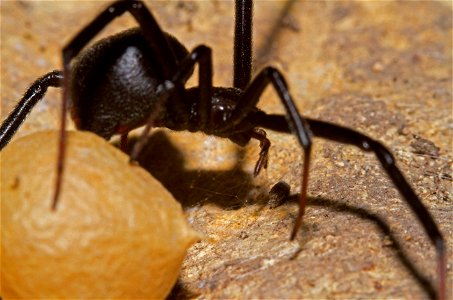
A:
<box><xmin>70</xmin><ymin>28</ymin><xmax>189</xmax><ymax>139</ymax></box>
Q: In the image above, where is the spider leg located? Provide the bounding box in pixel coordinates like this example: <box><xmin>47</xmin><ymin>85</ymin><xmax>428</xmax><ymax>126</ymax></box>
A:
<box><xmin>63</xmin><ymin>0</ymin><xmax>178</xmax><ymax>78</ymax></box>
<box><xmin>53</xmin><ymin>0</ymin><xmax>182</xmax><ymax>209</ymax></box>
<box><xmin>0</xmin><ymin>70</ymin><xmax>63</xmax><ymax>150</ymax></box>
<box><xmin>250</xmin><ymin>128</ymin><xmax>270</xmax><ymax>176</ymax></box>
<box><xmin>256</xmin><ymin>114</ymin><xmax>446</xmax><ymax>300</ymax></box>
<box><xmin>120</xmin><ymin>133</ymin><xmax>129</xmax><ymax>152</ymax></box>
<box><xmin>234</xmin><ymin>0</ymin><xmax>253</xmax><ymax>89</ymax></box>
<box><xmin>129</xmin><ymin>45</ymin><xmax>213</xmax><ymax>161</ymax></box>
<box><xmin>170</xmin><ymin>45</ymin><xmax>213</xmax><ymax>129</ymax></box>
<box><xmin>226</xmin><ymin>67</ymin><xmax>313</xmax><ymax>240</ymax></box>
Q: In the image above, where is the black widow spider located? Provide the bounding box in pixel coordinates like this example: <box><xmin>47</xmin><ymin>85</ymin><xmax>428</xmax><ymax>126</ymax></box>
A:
<box><xmin>0</xmin><ymin>0</ymin><xmax>446</xmax><ymax>298</ymax></box>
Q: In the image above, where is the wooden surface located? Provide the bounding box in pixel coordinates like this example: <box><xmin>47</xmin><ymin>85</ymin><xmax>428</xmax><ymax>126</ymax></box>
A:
<box><xmin>1</xmin><ymin>1</ymin><xmax>452</xmax><ymax>299</ymax></box>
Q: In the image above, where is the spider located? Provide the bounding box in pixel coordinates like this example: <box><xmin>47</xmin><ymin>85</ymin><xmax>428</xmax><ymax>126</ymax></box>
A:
<box><xmin>0</xmin><ymin>0</ymin><xmax>446</xmax><ymax>298</ymax></box>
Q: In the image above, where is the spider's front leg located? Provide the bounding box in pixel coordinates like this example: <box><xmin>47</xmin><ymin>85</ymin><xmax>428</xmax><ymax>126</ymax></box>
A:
<box><xmin>256</xmin><ymin>114</ymin><xmax>446</xmax><ymax>300</ymax></box>
<box><xmin>225</xmin><ymin>66</ymin><xmax>314</xmax><ymax>240</ymax></box>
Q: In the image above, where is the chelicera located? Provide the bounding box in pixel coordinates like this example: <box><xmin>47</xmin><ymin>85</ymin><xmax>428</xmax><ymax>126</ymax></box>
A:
<box><xmin>0</xmin><ymin>0</ymin><xmax>446</xmax><ymax>298</ymax></box>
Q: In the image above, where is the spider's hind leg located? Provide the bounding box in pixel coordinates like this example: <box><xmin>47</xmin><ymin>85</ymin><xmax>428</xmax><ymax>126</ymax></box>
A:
<box><xmin>0</xmin><ymin>70</ymin><xmax>63</xmax><ymax>150</ymax></box>
<box><xmin>54</xmin><ymin>0</ymin><xmax>184</xmax><ymax>209</ymax></box>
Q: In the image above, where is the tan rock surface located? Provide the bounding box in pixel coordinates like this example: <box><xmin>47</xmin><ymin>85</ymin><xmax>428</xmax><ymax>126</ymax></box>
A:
<box><xmin>1</xmin><ymin>1</ymin><xmax>451</xmax><ymax>299</ymax></box>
